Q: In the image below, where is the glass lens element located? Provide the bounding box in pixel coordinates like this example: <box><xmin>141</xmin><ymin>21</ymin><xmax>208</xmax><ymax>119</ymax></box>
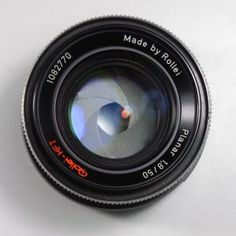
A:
<box><xmin>68</xmin><ymin>66</ymin><xmax>169</xmax><ymax>159</ymax></box>
<box><xmin>97</xmin><ymin>102</ymin><xmax>131</xmax><ymax>135</ymax></box>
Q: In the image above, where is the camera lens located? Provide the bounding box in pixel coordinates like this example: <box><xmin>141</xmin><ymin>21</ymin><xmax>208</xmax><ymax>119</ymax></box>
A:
<box><xmin>22</xmin><ymin>16</ymin><xmax>210</xmax><ymax>209</ymax></box>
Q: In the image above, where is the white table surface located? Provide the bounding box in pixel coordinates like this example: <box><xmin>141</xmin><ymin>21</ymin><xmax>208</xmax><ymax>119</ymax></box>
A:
<box><xmin>0</xmin><ymin>0</ymin><xmax>235</xmax><ymax>235</ymax></box>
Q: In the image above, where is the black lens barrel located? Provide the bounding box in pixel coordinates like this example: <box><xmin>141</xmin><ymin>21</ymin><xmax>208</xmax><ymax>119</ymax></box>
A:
<box><xmin>22</xmin><ymin>16</ymin><xmax>210</xmax><ymax>209</ymax></box>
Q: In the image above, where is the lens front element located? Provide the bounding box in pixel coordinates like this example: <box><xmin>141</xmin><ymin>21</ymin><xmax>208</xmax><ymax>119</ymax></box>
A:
<box><xmin>68</xmin><ymin>65</ymin><xmax>170</xmax><ymax>159</ymax></box>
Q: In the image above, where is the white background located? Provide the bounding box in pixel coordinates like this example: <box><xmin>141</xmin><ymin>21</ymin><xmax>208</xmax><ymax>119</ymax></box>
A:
<box><xmin>0</xmin><ymin>0</ymin><xmax>235</xmax><ymax>235</ymax></box>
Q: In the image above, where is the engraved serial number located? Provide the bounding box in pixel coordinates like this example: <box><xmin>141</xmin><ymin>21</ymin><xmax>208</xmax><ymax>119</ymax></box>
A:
<box><xmin>46</xmin><ymin>52</ymin><xmax>72</xmax><ymax>84</ymax></box>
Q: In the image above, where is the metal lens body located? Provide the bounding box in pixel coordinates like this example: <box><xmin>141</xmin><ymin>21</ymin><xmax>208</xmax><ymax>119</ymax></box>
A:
<box><xmin>22</xmin><ymin>17</ymin><xmax>210</xmax><ymax>209</ymax></box>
